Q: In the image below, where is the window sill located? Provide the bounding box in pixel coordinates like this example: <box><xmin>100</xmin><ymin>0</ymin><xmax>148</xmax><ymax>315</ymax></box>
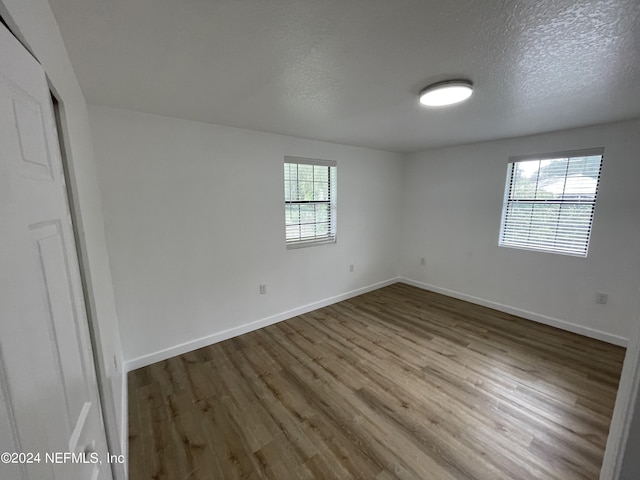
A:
<box><xmin>286</xmin><ymin>238</ymin><xmax>337</xmax><ymax>250</ymax></box>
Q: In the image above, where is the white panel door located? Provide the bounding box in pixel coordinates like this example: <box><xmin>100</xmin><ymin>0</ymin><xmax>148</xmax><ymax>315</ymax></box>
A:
<box><xmin>0</xmin><ymin>21</ymin><xmax>112</xmax><ymax>480</ymax></box>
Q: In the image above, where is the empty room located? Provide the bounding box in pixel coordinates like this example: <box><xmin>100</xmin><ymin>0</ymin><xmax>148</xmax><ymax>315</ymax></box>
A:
<box><xmin>1</xmin><ymin>1</ymin><xmax>640</xmax><ymax>480</ymax></box>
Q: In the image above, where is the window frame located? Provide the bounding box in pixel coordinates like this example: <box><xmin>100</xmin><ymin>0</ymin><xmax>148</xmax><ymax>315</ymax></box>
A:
<box><xmin>284</xmin><ymin>156</ymin><xmax>337</xmax><ymax>249</ymax></box>
<box><xmin>498</xmin><ymin>148</ymin><xmax>604</xmax><ymax>257</ymax></box>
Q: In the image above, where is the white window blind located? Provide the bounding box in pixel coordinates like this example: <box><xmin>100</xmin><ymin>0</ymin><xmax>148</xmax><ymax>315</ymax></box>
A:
<box><xmin>284</xmin><ymin>157</ymin><xmax>337</xmax><ymax>248</ymax></box>
<box><xmin>499</xmin><ymin>148</ymin><xmax>603</xmax><ymax>257</ymax></box>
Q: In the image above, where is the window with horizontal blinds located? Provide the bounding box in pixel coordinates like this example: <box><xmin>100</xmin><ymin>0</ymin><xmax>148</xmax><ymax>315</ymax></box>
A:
<box><xmin>499</xmin><ymin>149</ymin><xmax>603</xmax><ymax>256</ymax></box>
<box><xmin>284</xmin><ymin>157</ymin><xmax>337</xmax><ymax>248</ymax></box>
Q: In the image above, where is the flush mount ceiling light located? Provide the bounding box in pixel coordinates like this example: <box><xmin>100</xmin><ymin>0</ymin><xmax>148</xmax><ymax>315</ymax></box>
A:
<box><xmin>419</xmin><ymin>79</ymin><xmax>473</xmax><ymax>107</ymax></box>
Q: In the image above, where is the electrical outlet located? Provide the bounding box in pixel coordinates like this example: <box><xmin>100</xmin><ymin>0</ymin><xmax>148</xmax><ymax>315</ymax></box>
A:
<box><xmin>420</xmin><ymin>258</ymin><xmax>426</xmax><ymax>266</ymax></box>
<box><xmin>259</xmin><ymin>284</ymin><xmax>267</xmax><ymax>295</ymax></box>
<box><xmin>349</xmin><ymin>264</ymin><xmax>354</xmax><ymax>272</ymax></box>
<box><xmin>596</xmin><ymin>292</ymin><xmax>608</xmax><ymax>304</ymax></box>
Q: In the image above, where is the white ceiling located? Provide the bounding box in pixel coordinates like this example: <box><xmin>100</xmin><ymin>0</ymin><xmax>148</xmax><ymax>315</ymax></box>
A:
<box><xmin>48</xmin><ymin>0</ymin><xmax>640</xmax><ymax>153</ymax></box>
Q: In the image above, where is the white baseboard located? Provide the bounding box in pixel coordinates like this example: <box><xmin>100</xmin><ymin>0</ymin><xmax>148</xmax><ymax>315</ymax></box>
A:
<box><xmin>123</xmin><ymin>275</ymin><xmax>627</xmax><ymax>372</ymax></box>
<box><xmin>123</xmin><ymin>277</ymin><xmax>401</xmax><ymax>372</ymax></box>
<box><xmin>399</xmin><ymin>277</ymin><xmax>627</xmax><ymax>347</ymax></box>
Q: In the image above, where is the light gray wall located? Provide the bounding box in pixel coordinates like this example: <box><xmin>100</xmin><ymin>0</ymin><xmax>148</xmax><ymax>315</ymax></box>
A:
<box><xmin>400</xmin><ymin>119</ymin><xmax>640</xmax><ymax>344</ymax></box>
<box><xmin>0</xmin><ymin>0</ymin><xmax>125</xmax><ymax>475</ymax></box>
<box><xmin>89</xmin><ymin>105</ymin><xmax>404</xmax><ymax>366</ymax></box>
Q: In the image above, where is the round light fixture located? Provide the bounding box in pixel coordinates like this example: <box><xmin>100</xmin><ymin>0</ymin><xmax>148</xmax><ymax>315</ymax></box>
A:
<box><xmin>419</xmin><ymin>79</ymin><xmax>473</xmax><ymax>107</ymax></box>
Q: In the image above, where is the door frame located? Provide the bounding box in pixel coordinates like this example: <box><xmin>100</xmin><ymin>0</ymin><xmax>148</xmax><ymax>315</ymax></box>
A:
<box><xmin>600</xmin><ymin>290</ymin><xmax>640</xmax><ymax>478</ymax></box>
<box><xmin>0</xmin><ymin>8</ymin><xmax>125</xmax><ymax>480</ymax></box>
<box><xmin>51</xmin><ymin>94</ymin><xmax>126</xmax><ymax>480</ymax></box>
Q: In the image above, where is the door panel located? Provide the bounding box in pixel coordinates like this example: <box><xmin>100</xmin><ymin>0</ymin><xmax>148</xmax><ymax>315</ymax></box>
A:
<box><xmin>33</xmin><ymin>220</ymin><xmax>89</xmax><ymax>426</ymax></box>
<box><xmin>12</xmin><ymin>91</ymin><xmax>54</xmax><ymax>180</ymax></box>
<box><xmin>0</xmin><ymin>20</ymin><xmax>111</xmax><ymax>480</ymax></box>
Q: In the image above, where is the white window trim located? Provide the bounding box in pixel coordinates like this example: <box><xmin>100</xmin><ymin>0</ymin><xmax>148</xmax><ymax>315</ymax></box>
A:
<box><xmin>499</xmin><ymin>148</ymin><xmax>604</xmax><ymax>257</ymax></box>
<box><xmin>507</xmin><ymin>147</ymin><xmax>605</xmax><ymax>163</ymax></box>
<box><xmin>284</xmin><ymin>156</ymin><xmax>337</xmax><ymax>249</ymax></box>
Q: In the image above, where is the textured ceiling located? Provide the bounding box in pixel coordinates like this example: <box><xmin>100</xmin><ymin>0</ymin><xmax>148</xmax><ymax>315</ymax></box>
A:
<box><xmin>49</xmin><ymin>0</ymin><xmax>640</xmax><ymax>153</ymax></box>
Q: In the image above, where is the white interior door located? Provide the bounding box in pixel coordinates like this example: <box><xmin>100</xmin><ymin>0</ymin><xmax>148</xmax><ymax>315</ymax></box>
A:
<box><xmin>0</xmin><ymin>21</ymin><xmax>112</xmax><ymax>480</ymax></box>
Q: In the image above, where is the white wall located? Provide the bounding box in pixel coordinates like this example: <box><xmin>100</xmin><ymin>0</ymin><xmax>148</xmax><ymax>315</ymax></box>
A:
<box><xmin>0</xmin><ymin>0</ymin><xmax>125</xmax><ymax>476</ymax></box>
<box><xmin>400</xmin><ymin>119</ymin><xmax>640</xmax><ymax>344</ymax></box>
<box><xmin>89</xmin><ymin>105</ymin><xmax>403</xmax><ymax>367</ymax></box>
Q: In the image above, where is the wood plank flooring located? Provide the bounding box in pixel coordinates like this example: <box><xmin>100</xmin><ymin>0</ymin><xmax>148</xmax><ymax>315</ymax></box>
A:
<box><xmin>128</xmin><ymin>283</ymin><xmax>625</xmax><ymax>480</ymax></box>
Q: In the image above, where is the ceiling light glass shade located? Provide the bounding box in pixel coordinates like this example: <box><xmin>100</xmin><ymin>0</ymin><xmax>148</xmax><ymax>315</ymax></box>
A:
<box><xmin>419</xmin><ymin>80</ymin><xmax>473</xmax><ymax>106</ymax></box>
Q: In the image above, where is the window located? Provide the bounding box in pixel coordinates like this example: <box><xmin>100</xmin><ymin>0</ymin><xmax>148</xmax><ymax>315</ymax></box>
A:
<box><xmin>284</xmin><ymin>156</ymin><xmax>337</xmax><ymax>248</ymax></box>
<box><xmin>499</xmin><ymin>148</ymin><xmax>603</xmax><ymax>257</ymax></box>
